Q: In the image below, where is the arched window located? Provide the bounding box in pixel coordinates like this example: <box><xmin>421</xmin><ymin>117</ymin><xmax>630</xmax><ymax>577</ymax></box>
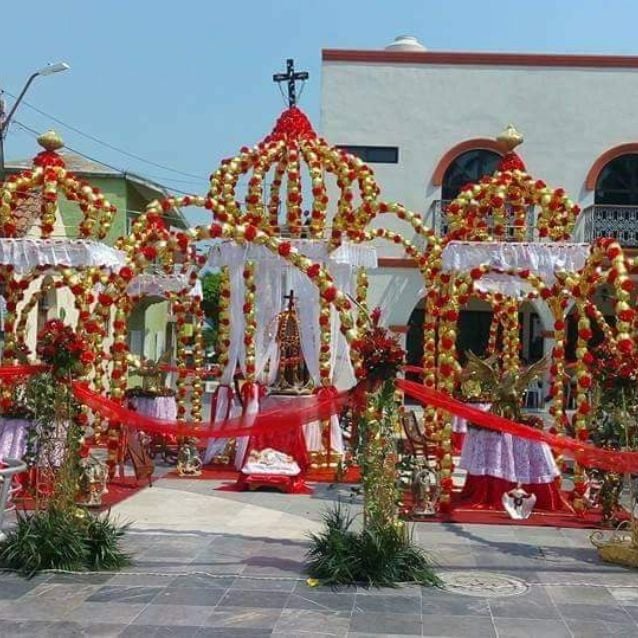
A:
<box><xmin>441</xmin><ymin>149</ymin><xmax>502</xmax><ymax>200</ymax></box>
<box><xmin>595</xmin><ymin>154</ymin><xmax>638</xmax><ymax>205</ymax></box>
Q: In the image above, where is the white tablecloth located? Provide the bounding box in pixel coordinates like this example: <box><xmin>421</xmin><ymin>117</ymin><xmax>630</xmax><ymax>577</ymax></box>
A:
<box><xmin>452</xmin><ymin>403</ymin><xmax>491</xmax><ymax>433</ymax></box>
<box><xmin>130</xmin><ymin>396</ymin><xmax>177</xmax><ymax>421</ymax></box>
<box><xmin>0</xmin><ymin>417</ymin><xmax>29</xmax><ymax>461</ymax></box>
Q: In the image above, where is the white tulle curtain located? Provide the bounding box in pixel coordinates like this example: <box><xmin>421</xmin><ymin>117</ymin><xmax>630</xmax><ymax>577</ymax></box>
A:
<box><xmin>255</xmin><ymin>264</ymin><xmax>282</xmax><ymax>386</ymax></box>
<box><xmin>330</xmin><ymin>263</ymin><xmax>356</xmax><ymax>390</ymax></box>
<box><xmin>289</xmin><ymin>267</ymin><xmax>321</xmax><ymax>384</ymax></box>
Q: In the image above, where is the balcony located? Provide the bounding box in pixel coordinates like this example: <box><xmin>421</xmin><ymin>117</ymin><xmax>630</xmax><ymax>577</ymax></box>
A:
<box><xmin>426</xmin><ymin>200</ymin><xmax>536</xmax><ymax>240</ymax></box>
<box><xmin>576</xmin><ymin>205</ymin><xmax>638</xmax><ymax>247</ymax></box>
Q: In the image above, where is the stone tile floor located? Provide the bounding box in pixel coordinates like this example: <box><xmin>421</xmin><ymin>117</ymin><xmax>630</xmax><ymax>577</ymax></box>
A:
<box><xmin>1</xmin><ymin>478</ymin><xmax>638</xmax><ymax>637</ymax></box>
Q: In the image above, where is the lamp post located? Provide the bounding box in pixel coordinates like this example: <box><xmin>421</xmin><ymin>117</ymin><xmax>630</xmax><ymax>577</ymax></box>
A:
<box><xmin>0</xmin><ymin>62</ymin><xmax>70</xmax><ymax>180</ymax></box>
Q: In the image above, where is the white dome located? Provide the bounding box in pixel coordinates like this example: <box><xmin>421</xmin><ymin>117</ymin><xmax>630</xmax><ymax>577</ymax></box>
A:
<box><xmin>384</xmin><ymin>35</ymin><xmax>427</xmax><ymax>52</ymax></box>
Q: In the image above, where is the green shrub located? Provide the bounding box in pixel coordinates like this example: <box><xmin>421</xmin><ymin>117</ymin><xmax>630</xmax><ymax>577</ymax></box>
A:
<box><xmin>306</xmin><ymin>506</ymin><xmax>440</xmax><ymax>588</ymax></box>
<box><xmin>0</xmin><ymin>507</ymin><xmax>130</xmax><ymax>577</ymax></box>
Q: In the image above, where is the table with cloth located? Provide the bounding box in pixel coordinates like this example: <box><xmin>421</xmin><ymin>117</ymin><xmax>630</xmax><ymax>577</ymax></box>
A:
<box><xmin>452</xmin><ymin>403</ymin><xmax>490</xmax><ymax>454</ymax></box>
<box><xmin>0</xmin><ymin>417</ymin><xmax>29</xmax><ymax>462</ymax></box>
<box><xmin>126</xmin><ymin>395</ymin><xmax>177</xmax><ymax>478</ymax></box>
<box><xmin>457</xmin><ymin>426</ymin><xmax>570</xmax><ymax>511</ymax></box>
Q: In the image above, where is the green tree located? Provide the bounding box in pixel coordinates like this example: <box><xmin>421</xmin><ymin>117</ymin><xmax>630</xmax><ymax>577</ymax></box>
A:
<box><xmin>201</xmin><ymin>272</ymin><xmax>221</xmax><ymax>356</ymax></box>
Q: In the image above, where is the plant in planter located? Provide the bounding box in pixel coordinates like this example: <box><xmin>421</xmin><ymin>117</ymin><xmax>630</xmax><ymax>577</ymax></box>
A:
<box><xmin>306</xmin><ymin>308</ymin><xmax>438</xmax><ymax>587</ymax></box>
<box><xmin>0</xmin><ymin>319</ymin><xmax>129</xmax><ymax>575</ymax></box>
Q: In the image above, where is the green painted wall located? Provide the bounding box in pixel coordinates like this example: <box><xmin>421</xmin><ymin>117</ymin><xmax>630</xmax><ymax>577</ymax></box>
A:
<box><xmin>57</xmin><ymin>176</ymin><xmax>128</xmax><ymax>245</ymax></box>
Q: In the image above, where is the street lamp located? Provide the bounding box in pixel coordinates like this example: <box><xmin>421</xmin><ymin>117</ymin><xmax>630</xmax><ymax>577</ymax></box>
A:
<box><xmin>0</xmin><ymin>62</ymin><xmax>70</xmax><ymax>179</ymax></box>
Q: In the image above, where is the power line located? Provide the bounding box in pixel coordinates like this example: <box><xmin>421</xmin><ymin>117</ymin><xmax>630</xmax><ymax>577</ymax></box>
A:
<box><xmin>11</xmin><ymin>120</ymin><xmax>201</xmax><ymax>197</ymax></box>
<box><xmin>3</xmin><ymin>90</ymin><xmax>208</xmax><ymax>182</ymax></box>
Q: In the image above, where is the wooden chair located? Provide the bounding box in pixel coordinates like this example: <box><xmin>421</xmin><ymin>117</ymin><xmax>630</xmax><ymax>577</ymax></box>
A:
<box><xmin>401</xmin><ymin>411</ymin><xmax>429</xmax><ymax>458</ymax></box>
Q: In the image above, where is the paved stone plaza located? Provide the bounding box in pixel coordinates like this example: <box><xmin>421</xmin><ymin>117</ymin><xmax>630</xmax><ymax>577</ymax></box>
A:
<box><xmin>1</xmin><ymin>478</ymin><xmax>638</xmax><ymax>637</ymax></box>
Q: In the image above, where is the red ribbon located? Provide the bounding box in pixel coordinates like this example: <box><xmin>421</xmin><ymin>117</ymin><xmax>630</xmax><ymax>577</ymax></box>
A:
<box><xmin>0</xmin><ymin>364</ymin><xmax>49</xmax><ymax>379</ymax></box>
<box><xmin>397</xmin><ymin>379</ymin><xmax>638</xmax><ymax>474</ymax></box>
<box><xmin>72</xmin><ymin>382</ymin><xmax>351</xmax><ymax>440</ymax></box>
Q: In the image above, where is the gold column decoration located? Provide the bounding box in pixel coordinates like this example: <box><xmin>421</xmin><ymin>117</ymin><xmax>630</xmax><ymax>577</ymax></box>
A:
<box><xmin>547</xmin><ymin>297</ymin><xmax>567</xmax><ymax>433</ymax></box>
<box><xmin>215</xmin><ymin>267</ymin><xmax>231</xmax><ymax>379</ymax></box>
<box><xmin>243</xmin><ymin>261</ymin><xmax>257</xmax><ymax>381</ymax></box>
<box><xmin>355</xmin><ymin>267</ymin><xmax>368</xmax><ymax>333</ymax></box>
<box><xmin>318</xmin><ymin>295</ymin><xmax>332</xmax><ymax>386</ymax></box>
<box><xmin>286</xmin><ymin>142</ymin><xmax>302</xmax><ymax>236</ymax></box>
<box><xmin>189</xmin><ymin>294</ymin><xmax>205</xmax><ymax>421</ymax></box>
<box><xmin>572</xmin><ymin>300</ymin><xmax>592</xmax><ymax>513</ymax></box>
<box><xmin>501</xmin><ymin>298</ymin><xmax>520</xmax><ymax>375</ymax></box>
<box><xmin>174</xmin><ymin>298</ymin><xmax>189</xmax><ymax>420</ymax></box>
<box><xmin>434</xmin><ymin>276</ymin><xmax>459</xmax><ymax>511</ymax></box>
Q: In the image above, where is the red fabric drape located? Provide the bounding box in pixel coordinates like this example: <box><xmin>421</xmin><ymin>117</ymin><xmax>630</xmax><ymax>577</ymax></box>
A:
<box><xmin>398</xmin><ymin>379</ymin><xmax>638</xmax><ymax>474</ymax></box>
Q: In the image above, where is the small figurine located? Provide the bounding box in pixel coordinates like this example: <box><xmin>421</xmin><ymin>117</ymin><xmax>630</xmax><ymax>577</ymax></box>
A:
<box><xmin>76</xmin><ymin>454</ymin><xmax>108</xmax><ymax>507</ymax></box>
<box><xmin>176</xmin><ymin>438</ymin><xmax>203</xmax><ymax>477</ymax></box>
<box><xmin>410</xmin><ymin>458</ymin><xmax>439</xmax><ymax>516</ymax></box>
<box><xmin>502</xmin><ymin>482</ymin><xmax>536</xmax><ymax>520</ymax></box>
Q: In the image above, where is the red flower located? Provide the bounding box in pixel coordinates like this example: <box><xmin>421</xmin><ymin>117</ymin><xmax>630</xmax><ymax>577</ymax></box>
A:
<box><xmin>119</xmin><ymin>266</ymin><xmax>134</xmax><ymax>282</ymax></box>
<box><xmin>210</xmin><ymin>223</ymin><xmax>223</xmax><ymax>238</ymax></box>
<box><xmin>141</xmin><ymin>246</ymin><xmax>157</xmax><ymax>261</ymax></box>
<box><xmin>278</xmin><ymin>242</ymin><xmax>292</xmax><ymax>257</ymax></box>
<box><xmin>244</xmin><ymin>224</ymin><xmax>257</xmax><ymax>241</ymax></box>
<box><xmin>80</xmin><ymin>351</ymin><xmax>95</xmax><ymax>364</ymax></box>
<box><xmin>306</xmin><ymin>263</ymin><xmax>321</xmax><ymax>279</ymax></box>
<box><xmin>322</xmin><ymin>286</ymin><xmax>337</xmax><ymax>302</ymax></box>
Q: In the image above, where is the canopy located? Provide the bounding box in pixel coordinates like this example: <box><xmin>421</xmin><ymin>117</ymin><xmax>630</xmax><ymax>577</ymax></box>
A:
<box><xmin>0</xmin><ymin>238</ymin><xmax>126</xmax><ymax>274</ymax></box>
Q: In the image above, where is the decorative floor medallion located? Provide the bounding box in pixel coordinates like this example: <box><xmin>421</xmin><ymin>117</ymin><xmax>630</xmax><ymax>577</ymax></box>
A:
<box><xmin>438</xmin><ymin>571</ymin><xmax>529</xmax><ymax>598</ymax></box>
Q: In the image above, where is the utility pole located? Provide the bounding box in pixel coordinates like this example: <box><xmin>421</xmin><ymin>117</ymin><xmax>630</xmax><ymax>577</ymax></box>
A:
<box><xmin>0</xmin><ymin>62</ymin><xmax>70</xmax><ymax>180</ymax></box>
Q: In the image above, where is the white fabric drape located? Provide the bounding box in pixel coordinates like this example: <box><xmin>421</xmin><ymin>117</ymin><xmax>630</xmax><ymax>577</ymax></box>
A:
<box><xmin>127</xmin><ymin>274</ymin><xmax>203</xmax><ymax>299</ymax></box>
<box><xmin>290</xmin><ymin>267</ymin><xmax>321</xmax><ymax>385</ymax></box>
<box><xmin>255</xmin><ymin>265</ymin><xmax>282</xmax><ymax>385</ymax></box>
<box><xmin>203</xmin><ymin>385</ymin><xmax>233</xmax><ymax>464</ymax></box>
<box><xmin>0</xmin><ymin>238</ymin><xmax>126</xmax><ymax>273</ymax></box>
<box><xmin>442</xmin><ymin>241</ymin><xmax>590</xmax><ymax>288</ymax></box>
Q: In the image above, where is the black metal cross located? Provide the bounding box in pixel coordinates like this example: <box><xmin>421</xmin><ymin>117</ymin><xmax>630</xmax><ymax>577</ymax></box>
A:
<box><xmin>283</xmin><ymin>289</ymin><xmax>296</xmax><ymax>310</ymax></box>
<box><xmin>273</xmin><ymin>59</ymin><xmax>308</xmax><ymax>108</ymax></box>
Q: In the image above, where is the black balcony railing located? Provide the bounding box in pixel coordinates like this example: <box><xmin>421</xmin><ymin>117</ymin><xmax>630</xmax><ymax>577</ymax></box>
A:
<box><xmin>577</xmin><ymin>205</ymin><xmax>638</xmax><ymax>247</ymax></box>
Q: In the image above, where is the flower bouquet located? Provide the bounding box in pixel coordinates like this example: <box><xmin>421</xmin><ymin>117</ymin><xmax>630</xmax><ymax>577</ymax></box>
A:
<box><xmin>36</xmin><ymin>319</ymin><xmax>94</xmax><ymax>377</ymax></box>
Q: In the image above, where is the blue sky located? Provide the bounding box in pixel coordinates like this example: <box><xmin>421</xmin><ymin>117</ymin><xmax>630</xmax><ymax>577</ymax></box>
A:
<box><xmin>2</xmin><ymin>0</ymin><xmax>638</xmax><ymax>201</ymax></box>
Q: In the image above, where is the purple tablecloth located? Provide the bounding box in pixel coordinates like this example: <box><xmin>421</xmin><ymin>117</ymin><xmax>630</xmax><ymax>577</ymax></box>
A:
<box><xmin>459</xmin><ymin>428</ymin><xmax>559</xmax><ymax>485</ymax></box>
<box><xmin>130</xmin><ymin>396</ymin><xmax>177</xmax><ymax>421</ymax></box>
<box><xmin>0</xmin><ymin>418</ymin><xmax>29</xmax><ymax>461</ymax></box>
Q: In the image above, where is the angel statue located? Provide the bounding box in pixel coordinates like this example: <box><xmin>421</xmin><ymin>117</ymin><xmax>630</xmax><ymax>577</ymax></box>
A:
<box><xmin>461</xmin><ymin>351</ymin><xmax>548</xmax><ymax>421</ymax></box>
<box><xmin>457</xmin><ymin>352</ymin><xmax>568</xmax><ymax>513</ymax></box>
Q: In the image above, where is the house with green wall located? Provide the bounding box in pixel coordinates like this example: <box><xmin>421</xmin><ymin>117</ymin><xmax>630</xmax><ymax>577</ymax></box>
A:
<box><xmin>6</xmin><ymin>150</ymin><xmax>189</xmax><ymax>373</ymax></box>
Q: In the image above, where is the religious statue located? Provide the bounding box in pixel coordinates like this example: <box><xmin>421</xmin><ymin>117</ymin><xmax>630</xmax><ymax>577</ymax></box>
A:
<box><xmin>271</xmin><ymin>290</ymin><xmax>313</xmax><ymax>395</ymax></box>
<box><xmin>76</xmin><ymin>454</ymin><xmax>108</xmax><ymax>507</ymax></box>
<box><xmin>127</xmin><ymin>351</ymin><xmax>172</xmax><ymax>396</ymax></box>
<box><xmin>242</xmin><ymin>447</ymin><xmax>301</xmax><ymax>476</ymax></box>
<box><xmin>176</xmin><ymin>438</ymin><xmax>203</xmax><ymax>477</ymax></box>
<box><xmin>502</xmin><ymin>483</ymin><xmax>536</xmax><ymax>520</ymax></box>
<box><xmin>410</xmin><ymin>458</ymin><xmax>439</xmax><ymax>516</ymax></box>
<box><xmin>460</xmin><ymin>352</ymin><xmax>548</xmax><ymax>420</ymax></box>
